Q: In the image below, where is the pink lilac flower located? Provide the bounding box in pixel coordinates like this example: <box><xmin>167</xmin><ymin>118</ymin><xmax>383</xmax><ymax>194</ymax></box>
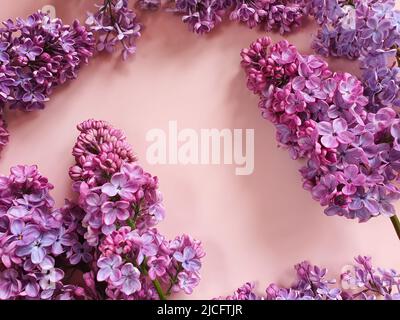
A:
<box><xmin>115</xmin><ymin>263</ymin><xmax>141</xmax><ymax>295</ymax></box>
<box><xmin>0</xmin><ymin>269</ymin><xmax>21</xmax><ymax>299</ymax></box>
<box><xmin>167</xmin><ymin>0</ymin><xmax>308</xmax><ymax>34</ymax></box>
<box><xmin>309</xmin><ymin>1</ymin><xmax>400</xmax><ymax>113</ymax></box>
<box><xmin>173</xmin><ymin>247</ymin><xmax>201</xmax><ymax>272</ymax></box>
<box><xmin>101</xmin><ymin>173</ymin><xmax>138</xmax><ymax>199</ymax></box>
<box><xmin>217</xmin><ymin>256</ymin><xmax>400</xmax><ymax>300</ymax></box>
<box><xmin>52</xmin><ymin>226</ymin><xmax>76</xmax><ymax>255</ymax></box>
<box><xmin>86</xmin><ymin>0</ymin><xmax>141</xmax><ymax>60</ymax></box>
<box><xmin>0</xmin><ymin>166</ymin><xmax>89</xmax><ymax>300</ymax></box>
<box><xmin>218</xmin><ymin>282</ymin><xmax>258</xmax><ymax>300</ymax></box>
<box><xmin>0</xmin><ymin>119</ymin><xmax>205</xmax><ymax>301</ymax></box>
<box><xmin>101</xmin><ymin>201</ymin><xmax>130</xmax><ymax>225</ymax></box>
<box><xmin>69</xmin><ymin>119</ymin><xmax>204</xmax><ymax>300</ymax></box>
<box><xmin>317</xmin><ymin>119</ymin><xmax>354</xmax><ymax>148</ymax></box>
<box><xmin>97</xmin><ymin>254</ymin><xmax>123</xmax><ymax>282</ymax></box>
<box><xmin>0</xmin><ymin>11</ymin><xmax>94</xmax><ymax>156</ymax></box>
<box><xmin>241</xmin><ymin>36</ymin><xmax>400</xmax><ymax>222</ymax></box>
<box><xmin>336</xmin><ymin>165</ymin><xmax>366</xmax><ymax>196</ymax></box>
<box><xmin>99</xmin><ymin>226</ymin><xmax>135</xmax><ymax>257</ymax></box>
<box><xmin>15</xmin><ymin>232</ymin><xmax>57</xmax><ymax>264</ymax></box>
<box><xmin>68</xmin><ymin>242</ymin><xmax>92</xmax><ymax>265</ymax></box>
<box><xmin>133</xmin><ymin>232</ymin><xmax>158</xmax><ymax>265</ymax></box>
<box><xmin>147</xmin><ymin>256</ymin><xmax>169</xmax><ymax>280</ymax></box>
<box><xmin>7</xmin><ymin>220</ymin><xmax>40</xmax><ymax>247</ymax></box>
<box><xmin>176</xmin><ymin>272</ymin><xmax>199</xmax><ymax>295</ymax></box>
<box><xmin>310</xmin><ymin>0</ymin><xmax>399</xmax><ymax>59</ymax></box>
<box><xmin>70</xmin><ymin>119</ymin><xmax>135</xmax><ymax>188</ymax></box>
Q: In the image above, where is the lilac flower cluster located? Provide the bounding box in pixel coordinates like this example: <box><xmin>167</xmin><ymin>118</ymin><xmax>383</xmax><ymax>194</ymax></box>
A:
<box><xmin>166</xmin><ymin>0</ymin><xmax>308</xmax><ymax>34</ymax></box>
<box><xmin>167</xmin><ymin>0</ymin><xmax>230</xmax><ymax>34</ymax></box>
<box><xmin>86</xmin><ymin>0</ymin><xmax>141</xmax><ymax>60</ymax></box>
<box><xmin>0</xmin><ymin>165</ymin><xmax>88</xmax><ymax>299</ymax></box>
<box><xmin>70</xmin><ymin>119</ymin><xmax>204</xmax><ymax>299</ymax></box>
<box><xmin>216</xmin><ymin>256</ymin><xmax>400</xmax><ymax>300</ymax></box>
<box><xmin>0</xmin><ymin>11</ymin><xmax>94</xmax><ymax>154</ymax></box>
<box><xmin>0</xmin><ymin>11</ymin><xmax>94</xmax><ymax>111</ymax></box>
<box><xmin>0</xmin><ymin>120</ymin><xmax>204</xmax><ymax>300</ymax></box>
<box><xmin>241</xmin><ymin>36</ymin><xmax>400</xmax><ymax>222</ymax></box>
<box><xmin>310</xmin><ymin>0</ymin><xmax>400</xmax><ymax>59</ymax></box>
<box><xmin>309</xmin><ymin>1</ymin><xmax>400</xmax><ymax>112</ymax></box>
<box><xmin>230</xmin><ymin>0</ymin><xmax>308</xmax><ymax>34</ymax></box>
<box><xmin>306</xmin><ymin>0</ymin><xmax>347</xmax><ymax>26</ymax></box>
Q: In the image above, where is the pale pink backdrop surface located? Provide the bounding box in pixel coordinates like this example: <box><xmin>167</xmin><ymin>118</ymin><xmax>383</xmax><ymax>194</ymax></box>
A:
<box><xmin>1</xmin><ymin>0</ymin><xmax>400</xmax><ymax>299</ymax></box>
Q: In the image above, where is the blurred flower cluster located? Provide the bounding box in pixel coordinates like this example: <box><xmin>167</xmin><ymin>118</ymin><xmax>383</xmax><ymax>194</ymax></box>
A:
<box><xmin>86</xmin><ymin>0</ymin><xmax>141</xmax><ymax>60</ymax></box>
<box><xmin>0</xmin><ymin>119</ymin><xmax>204</xmax><ymax>300</ymax></box>
<box><xmin>241</xmin><ymin>36</ymin><xmax>400</xmax><ymax>222</ymax></box>
<box><xmin>216</xmin><ymin>256</ymin><xmax>400</xmax><ymax>300</ymax></box>
<box><xmin>309</xmin><ymin>0</ymin><xmax>400</xmax><ymax>113</ymax></box>
<box><xmin>166</xmin><ymin>0</ymin><xmax>308</xmax><ymax>34</ymax></box>
<box><xmin>0</xmin><ymin>11</ymin><xmax>94</xmax><ymax>155</ymax></box>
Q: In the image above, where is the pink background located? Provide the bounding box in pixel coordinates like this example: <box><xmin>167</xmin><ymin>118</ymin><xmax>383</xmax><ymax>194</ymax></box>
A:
<box><xmin>1</xmin><ymin>1</ymin><xmax>400</xmax><ymax>299</ymax></box>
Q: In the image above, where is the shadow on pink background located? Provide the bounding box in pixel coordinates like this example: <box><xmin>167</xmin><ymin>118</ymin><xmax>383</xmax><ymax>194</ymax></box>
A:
<box><xmin>1</xmin><ymin>0</ymin><xmax>400</xmax><ymax>299</ymax></box>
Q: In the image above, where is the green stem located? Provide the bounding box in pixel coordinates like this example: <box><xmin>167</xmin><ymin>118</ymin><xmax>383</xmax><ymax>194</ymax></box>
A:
<box><xmin>390</xmin><ymin>215</ymin><xmax>400</xmax><ymax>241</ymax></box>
<box><xmin>166</xmin><ymin>267</ymin><xmax>182</xmax><ymax>295</ymax></box>
<box><xmin>152</xmin><ymin>278</ymin><xmax>167</xmax><ymax>301</ymax></box>
<box><xmin>166</xmin><ymin>275</ymin><xmax>177</xmax><ymax>296</ymax></box>
<box><xmin>140</xmin><ymin>258</ymin><xmax>167</xmax><ymax>300</ymax></box>
<box><xmin>126</xmin><ymin>218</ymin><xmax>136</xmax><ymax>230</ymax></box>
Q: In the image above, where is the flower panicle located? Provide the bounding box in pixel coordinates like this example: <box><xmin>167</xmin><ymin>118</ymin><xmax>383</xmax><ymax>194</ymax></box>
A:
<box><xmin>241</xmin><ymin>36</ymin><xmax>400</xmax><ymax>222</ymax></box>
<box><xmin>216</xmin><ymin>256</ymin><xmax>400</xmax><ymax>300</ymax></box>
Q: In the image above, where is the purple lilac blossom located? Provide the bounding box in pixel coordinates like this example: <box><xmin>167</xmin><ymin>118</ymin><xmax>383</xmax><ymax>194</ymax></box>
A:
<box><xmin>166</xmin><ymin>0</ymin><xmax>308</xmax><ymax>34</ymax></box>
<box><xmin>216</xmin><ymin>256</ymin><xmax>400</xmax><ymax>300</ymax></box>
<box><xmin>1</xmin><ymin>119</ymin><xmax>205</xmax><ymax>300</ymax></box>
<box><xmin>230</xmin><ymin>0</ymin><xmax>308</xmax><ymax>34</ymax></box>
<box><xmin>0</xmin><ymin>166</ymin><xmax>89</xmax><ymax>300</ymax></box>
<box><xmin>0</xmin><ymin>11</ymin><xmax>94</xmax><ymax>155</ymax></box>
<box><xmin>309</xmin><ymin>1</ymin><xmax>400</xmax><ymax>113</ymax></box>
<box><xmin>0</xmin><ymin>12</ymin><xmax>94</xmax><ymax>110</ymax></box>
<box><xmin>70</xmin><ymin>119</ymin><xmax>205</xmax><ymax>300</ymax></box>
<box><xmin>310</xmin><ymin>0</ymin><xmax>399</xmax><ymax>59</ymax></box>
<box><xmin>241</xmin><ymin>36</ymin><xmax>400</xmax><ymax>222</ymax></box>
<box><xmin>86</xmin><ymin>0</ymin><xmax>141</xmax><ymax>60</ymax></box>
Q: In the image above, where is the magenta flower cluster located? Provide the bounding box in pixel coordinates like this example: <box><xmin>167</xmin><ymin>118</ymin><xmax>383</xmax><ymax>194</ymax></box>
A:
<box><xmin>0</xmin><ymin>11</ymin><xmax>94</xmax><ymax>154</ymax></box>
<box><xmin>165</xmin><ymin>0</ymin><xmax>308</xmax><ymax>34</ymax></box>
<box><xmin>216</xmin><ymin>256</ymin><xmax>400</xmax><ymax>300</ymax></box>
<box><xmin>69</xmin><ymin>119</ymin><xmax>204</xmax><ymax>299</ymax></box>
<box><xmin>86</xmin><ymin>0</ymin><xmax>141</xmax><ymax>60</ymax></box>
<box><xmin>0</xmin><ymin>120</ymin><xmax>204</xmax><ymax>300</ymax></box>
<box><xmin>241</xmin><ymin>36</ymin><xmax>400</xmax><ymax>222</ymax></box>
<box><xmin>309</xmin><ymin>0</ymin><xmax>400</xmax><ymax>112</ymax></box>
